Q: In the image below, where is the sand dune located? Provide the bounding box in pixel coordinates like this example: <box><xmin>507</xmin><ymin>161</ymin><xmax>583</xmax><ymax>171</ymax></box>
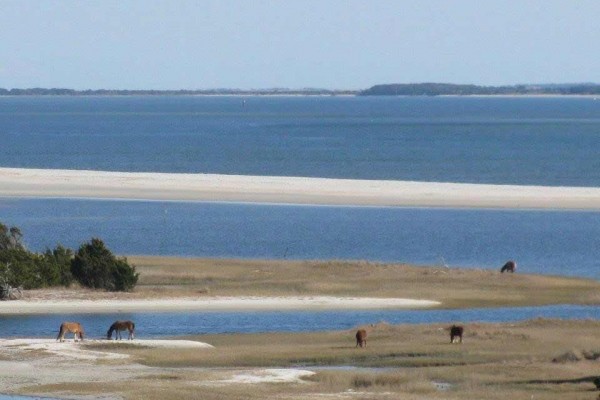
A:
<box><xmin>1</xmin><ymin>167</ymin><xmax>600</xmax><ymax>209</ymax></box>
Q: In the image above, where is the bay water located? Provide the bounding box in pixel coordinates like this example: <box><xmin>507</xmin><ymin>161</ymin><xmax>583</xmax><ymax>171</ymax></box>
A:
<box><xmin>1</xmin><ymin>96</ymin><xmax>599</xmax><ymax>334</ymax></box>
<box><xmin>1</xmin><ymin>95</ymin><xmax>600</xmax><ymax>186</ymax></box>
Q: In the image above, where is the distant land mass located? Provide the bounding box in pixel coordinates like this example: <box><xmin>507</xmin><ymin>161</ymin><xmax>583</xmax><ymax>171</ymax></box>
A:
<box><xmin>1</xmin><ymin>83</ymin><xmax>600</xmax><ymax>96</ymax></box>
<box><xmin>358</xmin><ymin>83</ymin><xmax>600</xmax><ymax>96</ymax></box>
<box><xmin>0</xmin><ymin>88</ymin><xmax>357</xmax><ymax>96</ymax></box>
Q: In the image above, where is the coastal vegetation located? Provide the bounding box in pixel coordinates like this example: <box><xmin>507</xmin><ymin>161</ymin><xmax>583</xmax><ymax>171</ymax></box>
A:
<box><xmin>0</xmin><ymin>222</ymin><xmax>137</xmax><ymax>292</ymax></box>
<box><xmin>19</xmin><ymin>320</ymin><xmax>600</xmax><ymax>399</ymax></box>
<box><xmin>2</xmin><ymin>83</ymin><xmax>600</xmax><ymax>96</ymax></box>
<box><xmin>0</xmin><ymin>87</ymin><xmax>357</xmax><ymax>96</ymax></box>
<box><xmin>126</xmin><ymin>256</ymin><xmax>600</xmax><ymax>308</ymax></box>
<box><xmin>359</xmin><ymin>82</ymin><xmax>600</xmax><ymax>96</ymax></box>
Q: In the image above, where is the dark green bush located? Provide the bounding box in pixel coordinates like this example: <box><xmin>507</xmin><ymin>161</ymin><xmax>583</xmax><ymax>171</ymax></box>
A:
<box><xmin>71</xmin><ymin>238</ymin><xmax>138</xmax><ymax>291</ymax></box>
<box><xmin>1</xmin><ymin>222</ymin><xmax>134</xmax><ymax>291</ymax></box>
<box><xmin>0</xmin><ymin>248</ymin><xmax>43</xmax><ymax>289</ymax></box>
<box><xmin>42</xmin><ymin>245</ymin><xmax>74</xmax><ymax>286</ymax></box>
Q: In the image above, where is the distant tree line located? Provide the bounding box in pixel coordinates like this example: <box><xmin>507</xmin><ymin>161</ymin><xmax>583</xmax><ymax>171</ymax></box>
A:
<box><xmin>359</xmin><ymin>83</ymin><xmax>600</xmax><ymax>96</ymax></box>
<box><xmin>2</xmin><ymin>84</ymin><xmax>600</xmax><ymax>97</ymax></box>
<box><xmin>0</xmin><ymin>88</ymin><xmax>357</xmax><ymax>96</ymax></box>
<box><xmin>0</xmin><ymin>222</ymin><xmax>138</xmax><ymax>293</ymax></box>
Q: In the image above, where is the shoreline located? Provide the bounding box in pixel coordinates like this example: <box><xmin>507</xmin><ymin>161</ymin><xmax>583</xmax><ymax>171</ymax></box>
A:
<box><xmin>0</xmin><ymin>296</ymin><xmax>440</xmax><ymax>315</ymax></box>
<box><xmin>2</xmin><ymin>167</ymin><xmax>600</xmax><ymax>209</ymax></box>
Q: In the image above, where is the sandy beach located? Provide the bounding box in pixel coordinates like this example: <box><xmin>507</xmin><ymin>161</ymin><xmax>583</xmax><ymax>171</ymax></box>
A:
<box><xmin>0</xmin><ymin>296</ymin><xmax>440</xmax><ymax>314</ymax></box>
<box><xmin>1</xmin><ymin>167</ymin><xmax>600</xmax><ymax>209</ymax></box>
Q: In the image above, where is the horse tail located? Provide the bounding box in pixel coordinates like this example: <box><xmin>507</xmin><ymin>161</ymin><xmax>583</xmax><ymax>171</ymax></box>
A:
<box><xmin>131</xmin><ymin>322</ymin><xmax>135</xmax><ymax>331</ymax></box>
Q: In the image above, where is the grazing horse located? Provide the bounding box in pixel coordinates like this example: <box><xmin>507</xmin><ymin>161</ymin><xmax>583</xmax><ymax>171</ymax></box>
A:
<box><xmin>450</xmin><ymin>325</ymin><xmax>463</xmax><ymax>344</ymax></box>
<box><xmin>56</xmin><ymin>322</ymin><xmax>84</xmax><ymax>342</ymax></box>
<box><xmin>355</xmin><ymin>329</ymin><xmax>367</xmax><ymax>348</ymax></box>
<box><xmin>500</xmin><ymin>260</ymin><xmax>517</xmax><ymax>273</ymax></box>
<box><xmin>107</xmin><ymin>320</ymin><xmax>135</xmax><ymax>340</ymax></box>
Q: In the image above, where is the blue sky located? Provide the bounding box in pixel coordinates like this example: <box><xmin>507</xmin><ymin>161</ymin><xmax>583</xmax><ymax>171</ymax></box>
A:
<box><xmin>1</xmin><ymin>0</ymin><xmax>599</xmax><ymax>89</ymax></box>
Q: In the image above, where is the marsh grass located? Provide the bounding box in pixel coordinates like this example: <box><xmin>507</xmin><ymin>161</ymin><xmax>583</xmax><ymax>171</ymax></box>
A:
<box><xmin>124</xmin><ymin>256</ymin><xmax>600</xmax><ymax>308</ymax></box>
<box><xmin>16</xmin><ymin>319</ymin><xmax>600</xmax><ymax>399</ymax></box>
<box><xmin>12</xmin><ymin>256</ymin><xmax>600</xmax><ymax>399</ymax></box>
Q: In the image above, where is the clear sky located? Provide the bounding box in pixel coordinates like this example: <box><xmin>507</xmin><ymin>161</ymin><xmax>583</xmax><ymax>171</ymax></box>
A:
<box><xmin>1</xmin><ymin>0</ymin><xmax>599</xmax><ymax>90</ymax></box>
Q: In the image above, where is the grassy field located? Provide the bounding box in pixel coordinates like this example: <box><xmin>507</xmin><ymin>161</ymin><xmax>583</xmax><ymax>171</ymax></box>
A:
<box><xmin>9</xmin><ymin>256</ymin><xmax>600</xmax><ymax>399</ymax></box>
<box><xmin>21</xmin><ymin>320</ymin><xmax>600</xmax><ymax>399</ymax></box>
<box><xmin>125</xmin><ymin>256</ymin><xmax>600</xmax><ymax>308</ymax></box>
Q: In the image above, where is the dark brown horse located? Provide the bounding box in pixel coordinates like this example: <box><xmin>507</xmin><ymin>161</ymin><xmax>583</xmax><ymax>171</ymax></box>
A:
<box><xmin>57</xmin><ymin>322</ymin><xmax>84</xmax><ymax>342</ymax></box>
<box><xmin>355</xmin><ymin>329</ymin><xmax>367</xmax><ymax>348</ymax></box>
<box><xmin>450</xmin><ymin>325</ymin><xmax>463</xmax><ymax>344</ymax></box>
<box><xmin>500</xmin><ymin>260</ymin><xmax>517</xmax><ymax>273</ymax></box>
<box><xmin>107</xmin><ymin>320</ymin><xmax>135</xmax><ymax>340</ymax></box>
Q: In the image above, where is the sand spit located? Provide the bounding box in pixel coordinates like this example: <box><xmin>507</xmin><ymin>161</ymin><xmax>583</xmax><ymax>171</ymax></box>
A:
<box><xmin>0</xmin><ymin>296</ymin><xmax>440</xmax><ymax>314</ymax></box>
<box><xmin>2</xmin><ymin>167</ymin><xmax>600</xmax><ymax>209</ymax></box>
<box><xmin>0</xmin><ymin>338</ymin><xmax>213</xmax><ymax>360</ymax></box>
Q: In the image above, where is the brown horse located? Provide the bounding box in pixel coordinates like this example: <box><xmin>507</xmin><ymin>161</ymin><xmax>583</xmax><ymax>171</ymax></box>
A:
<box><xmin>56</xmin><ymin>322</ymin><xmax>84</xmax><ymax>342</ymax></box>
<box><xmin>500</xmin><ymin>260</ymin><xmax>516</xmax><ymax>273</ymax></box>
<box><xmin>355</xmin><ymin>329</ymin><xmax>367</xmax><ymax>348</ymax></box>
<box><xmin>107</xmin><ymin>320</ymin><xmax>135</xmax><ymax>340</ymax></box>
<box><xmin>450</xmin><ymin>325</ymin><xmax>463</xmax><ymax>344</ymax></box>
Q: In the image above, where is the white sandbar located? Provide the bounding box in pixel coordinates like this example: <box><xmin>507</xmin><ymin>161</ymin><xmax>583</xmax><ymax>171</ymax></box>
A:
<box><xmin>0</xmin><ymin>338</ymin><xmax>213</xmax><ymax>360</ymax></box>
<box><xmin>0</xmin><ymin>296</ymin><xmax>440</xmax><ymax>314</ymax></box>
<box><xmin>1</xmin><ymin>167</ymin><xmax>600</xmax><ymax>209</ymax></box>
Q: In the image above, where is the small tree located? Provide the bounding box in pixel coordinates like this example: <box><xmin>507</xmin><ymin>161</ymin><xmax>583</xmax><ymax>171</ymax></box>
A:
<box><xmin>0</xmin><ymin>223</ymin><xmax>24</xmax><ymax>251</ymax></box>
<box><xmin>71</xmin><ymin>238</ymin><xmax>138</xmax><ymax>291</ymax></box>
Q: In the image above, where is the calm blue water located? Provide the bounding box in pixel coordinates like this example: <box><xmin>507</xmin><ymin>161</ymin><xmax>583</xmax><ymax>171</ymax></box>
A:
<box><xmin>1</xmin><ymin>198</ymin><xmax>599</xmax><ymax>279</ymax></box>
<box><xmin>0</xmin><ymin>305</ymin><xmax>598</xmax><ymax>339</ymax></box>
<box><xmin>1</xmin><ymin>97</ymin><xmax>600</xmax><ymax>334</ymax></box>
<box><xmin>1</xmin><ymin>96</ymin><xmax>600</xmax><ymax>186</ymax></box>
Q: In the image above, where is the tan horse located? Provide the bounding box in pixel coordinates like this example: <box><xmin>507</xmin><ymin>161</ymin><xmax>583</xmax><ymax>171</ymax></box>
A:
<box><xmin>56</xmin><ymin>322</ymin><xmax>84</xmax><ymax>342</ymax></box>
<box><xmin>107</xmin><ymin>320</ymin><xmax>135</xmax><ymax>340</ymax></box>
<box><xmin>355</xmin><ymin>329</ymin><xmax>367</xmax><ymax>348</ymax></box>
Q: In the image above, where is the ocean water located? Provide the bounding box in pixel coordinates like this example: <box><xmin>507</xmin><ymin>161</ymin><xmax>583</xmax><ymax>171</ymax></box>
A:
<box><xmin>1</xmin><ymin>96</ymin><xmax>600</xmax><ymax>186</ymax></box>
<box><xmin>1</xmin><ymin>198</ymin><xmax>599</xmax><ymax>279</ymax></box>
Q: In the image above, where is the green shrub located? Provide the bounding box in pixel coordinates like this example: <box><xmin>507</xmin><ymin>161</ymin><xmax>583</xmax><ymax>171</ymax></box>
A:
<box><xmin>0</xmin><ymin>248</ymin><xmax>44</xmax><ymax>289</ymax></box>
<box><xmin>42</xmin><ymin>245</ymin><xmax>74</xmax><ymax>286</ymax></box>
<box><xmin>71</xmin><ymin>238</ymin><xmax>138</xmax><ymax>291</ymax></box>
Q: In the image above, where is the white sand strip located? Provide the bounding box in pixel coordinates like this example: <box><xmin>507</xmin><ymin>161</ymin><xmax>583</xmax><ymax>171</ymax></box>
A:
<box><xmin>0</xmin><ymin>296</ymin><xmax>440</xmax><ymax>314</ymax></box>
<box><xmin>1</xmin><ymin>167</ymin><xmax>600</xmax><ymax>209</ymax></box>
<box><xmin>214</xmin><ymin>368</ymin><xmax>315</xmax><ymax>384</ymax></box>
<box><xmin>0</xmin><ymin>338</ymin><xmax>213</xmax><ymax>360</ymax></box>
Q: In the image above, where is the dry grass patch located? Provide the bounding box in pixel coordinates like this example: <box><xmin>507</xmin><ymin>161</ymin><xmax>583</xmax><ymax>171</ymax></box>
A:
<box><xmin>10</xmin><ymin>320</ymin><xmax>600</xmax><ymax>400</ymax></box>
<box><xmin>123</xmin><ymin>256</ymin><xmax>600</xmax><ymax>308</ymax></box>
<box><xmin>20</xmin><ymin>256</ymin><xmax>600</xmax><ymax>309</ymax></box>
